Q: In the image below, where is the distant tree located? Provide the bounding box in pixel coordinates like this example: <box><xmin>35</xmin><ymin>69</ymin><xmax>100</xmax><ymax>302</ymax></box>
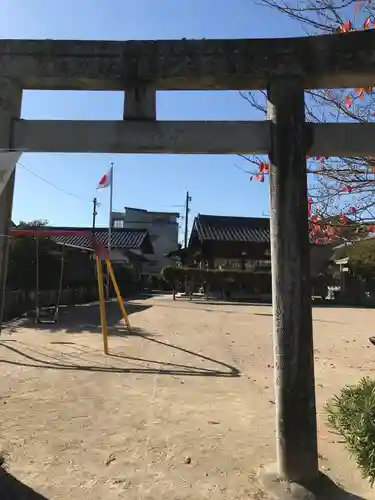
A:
<box><xmin>165</xmin><ymin>244</ymin><xmax>206</xmax><ymax>267</ymax></box>
<box><xmin>309</xmin><ymin>215</ymin><xmax>372</xmax><ymax>245</ymax></box>
<box><xmin>17</xmin><ymin>219</ymin><xmax>49</xmax><ymax>229</ymax></box>
<box><xmin>240</xmin><ymin>0</ymin><xmax>375</xmax><ymax>243</ymax></box>
<box><xmin>334</xmin><ymin>238</ymin><xmax>375</xmax><ymax>281</ymax></box>
<box><xmin>7</xmin><ymin>220</ymin><xmax>60</xmax><ymax>291</ymax></box>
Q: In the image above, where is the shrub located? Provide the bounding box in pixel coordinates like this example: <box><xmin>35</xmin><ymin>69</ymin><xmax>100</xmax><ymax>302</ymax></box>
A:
<box><xmin>159</xmin><ymin>266</ymin><xmax>272</xmax><ymax>298</ymax></box>
<box><xmin>325</xmin><ymin>377</ymin><xmax>375</xmax><ymax>486</ymax></box>
<box><xmin>160</xmin><ymin>266</ymin><xmax>271</xmax><ymax>292</ymax></box>
<box><xmin>334</xmin><ymin>239</ymin><xmax>375</xmax><ymax>282</ymax></box>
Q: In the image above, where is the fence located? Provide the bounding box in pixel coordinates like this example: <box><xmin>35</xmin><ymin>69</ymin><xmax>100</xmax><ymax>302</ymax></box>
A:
<box><xmin>3</xmin><ymin>286</ymin><xmax>100</xmax><ymax>321</ymax></box>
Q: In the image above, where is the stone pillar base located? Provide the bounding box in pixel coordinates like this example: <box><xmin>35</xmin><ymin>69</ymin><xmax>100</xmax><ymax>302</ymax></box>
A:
<box><xmin>257</xmin><ymin>464</ymin><xmax>357</xmax><ymax>500</ymax></box>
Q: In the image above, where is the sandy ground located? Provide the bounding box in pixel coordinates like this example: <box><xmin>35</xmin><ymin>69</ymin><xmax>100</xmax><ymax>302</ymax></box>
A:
<box><xmin>0</xmin><ymin>296</ymin><xmax>374</xmax><ymax>499</ymax></box>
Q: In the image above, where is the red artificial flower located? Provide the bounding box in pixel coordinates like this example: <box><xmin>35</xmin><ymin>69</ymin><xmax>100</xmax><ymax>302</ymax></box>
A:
<box><xmin>357</xmin><ymin>88</ymin><xmax>366</xmax><ymax>99</ymax></box>
<box><xmin>258</xmin><ymin>162</ymin><xmax>269</xmax><ymax>174</ymax></box>
<box><xmin>355</xmin><ymin>86</ymin><xmax>373</xmax><ymax>99</ymax></box>
<box><xmin>363</xmin><ymin>17</ymin><xmax>372</xmax><ymax>29</ymax></box>
<box><xmin>338</xmin><ymin>20</ymin><xmax>352</xmax><ymax>33</ymax></box>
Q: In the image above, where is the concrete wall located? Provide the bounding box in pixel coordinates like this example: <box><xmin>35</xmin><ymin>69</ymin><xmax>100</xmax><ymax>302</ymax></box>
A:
<box><xmin>108</xmin><ymin>248</ymin><xmax>132</xmax><ymax>264</ymax></box>
<box><xmin>112</xmin><ymin>207</ymin><xmax>179</xmax><ymax>273</ymax></box>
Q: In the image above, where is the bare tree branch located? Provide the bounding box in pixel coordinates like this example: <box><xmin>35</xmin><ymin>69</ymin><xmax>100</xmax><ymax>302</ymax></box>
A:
<box><xmin>238</xmin><ymin>0</ymin><xmax>375</xmax><ymax>228</ymax></box>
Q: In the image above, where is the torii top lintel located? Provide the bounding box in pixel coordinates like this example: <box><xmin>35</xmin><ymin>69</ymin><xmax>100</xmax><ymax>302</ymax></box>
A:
<box><xmin>0</xmin><ymin>30</ymin><xmax>373</xmax><ymax>91</ymax></box>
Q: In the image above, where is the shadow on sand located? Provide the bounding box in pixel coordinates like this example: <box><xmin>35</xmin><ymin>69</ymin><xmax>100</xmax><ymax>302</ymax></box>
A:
<box><xmin>0</xmin><ymin>466</ymin><xmax>48</xmax><ymax>499</ymax></box>
<box><xmin>309</xmin><ymin>472</ymin><xmax>366</xmax><ymax>499</ymax></box>
<box><xmin>0</xmin><ymin>327</ymin><xmax>240</xmax><ymax>378</ymax></box>
<box><xmin>260</xmin><ymin>468</ymin><xmax>366</xmax><ymax>499</ymax></box>
<box><xmin>188</xmin><ymin>299</ymin><xmax>272</xmax><ymax>307</ymax></box>
<box><xmin>6</xmin><ymin>301</ymin><xmax>152</xmax><ymax>337</ymax></box>
<box><xmin>253</xmin><ymin>312</ymin><xmax>346</xmax><ymax>324</ymax></box>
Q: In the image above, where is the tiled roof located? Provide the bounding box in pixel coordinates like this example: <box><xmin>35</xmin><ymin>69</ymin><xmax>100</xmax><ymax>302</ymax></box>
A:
<box><xmin>191</xmin><ymin>214</ymin><xmax>270</xmax><ymax>244</ymax></box>
<box><xmin>191</xmin><ymin>214</ymin><xmax>336</xmax><ymax>247</ymax></box>
<box><xmin>49</xmin><ymin>227</ymin><xmax>152</xmax><ymax>252</ymax></box>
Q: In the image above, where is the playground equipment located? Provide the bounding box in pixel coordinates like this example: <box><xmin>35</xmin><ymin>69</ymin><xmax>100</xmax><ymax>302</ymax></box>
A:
<box><xmin>11</xmin><ymin>228</ymin><xmax>131</xmax><ymax>354</ymax></box>
<box><xmin>34</xmin><ymin>238</ymin><xmax>66</xmax><ymax>324</ymax></box>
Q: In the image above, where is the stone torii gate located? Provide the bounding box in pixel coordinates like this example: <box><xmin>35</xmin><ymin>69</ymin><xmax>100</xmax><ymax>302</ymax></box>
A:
<box><xmin>0</xmin><ymin>30</ymin><xmax>374</xmax><ymax>497</ymax></box>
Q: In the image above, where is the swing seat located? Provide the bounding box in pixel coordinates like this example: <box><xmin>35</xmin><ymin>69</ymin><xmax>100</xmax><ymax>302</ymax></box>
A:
<box><xmin>35</xmin><ymin>307</ymin><xmax>59</xmax><ymax>325</ymax></box>
<box><xmin>36</xmin><ymin>318</ymin><xmax>57</xmax><ymax>325</ymax></box>
<box><xmin>34</xmin><ymin>239</ymin><xmax>65</xmax><ymax>327</ymax></box>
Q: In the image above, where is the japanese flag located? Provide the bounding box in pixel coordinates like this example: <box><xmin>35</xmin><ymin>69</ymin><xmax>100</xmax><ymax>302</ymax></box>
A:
<box><xmin>97</xmin><ymin>167</ymin><xmax>112</xmax><ymax>189</ymax></box>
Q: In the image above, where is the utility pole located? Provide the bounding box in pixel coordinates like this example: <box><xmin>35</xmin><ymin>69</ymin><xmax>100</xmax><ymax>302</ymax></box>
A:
<box><xmin>184</xmin><ymin>191</ymin><xmax>192</xmax><ymax>248</ymax></box>
<box><xmin>92</xmin><ymin>197</ymin><xmax>98</xmax><ymax>233</ymax></box>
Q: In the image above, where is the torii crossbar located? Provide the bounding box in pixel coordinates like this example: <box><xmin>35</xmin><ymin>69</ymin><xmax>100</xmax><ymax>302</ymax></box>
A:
<box><xmin>0</xmin><ymin>29</ymin><xmax>373</xmax><ymax>498</ymax></box>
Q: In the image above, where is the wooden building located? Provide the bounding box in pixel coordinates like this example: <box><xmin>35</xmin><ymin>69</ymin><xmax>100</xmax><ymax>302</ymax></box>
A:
<box><xmin>188</xmin><ymin>214</ymin><xmax>334</xmax><ymax>277</ymax></box>
<box><xmin>188</xmin><ymin>214</ymin><xmax>270</xmax><ymax>270</ymax></box>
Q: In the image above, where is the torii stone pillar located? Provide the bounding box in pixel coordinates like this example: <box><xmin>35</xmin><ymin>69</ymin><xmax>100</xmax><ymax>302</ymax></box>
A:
<box><xmin>0</xmin><ymin>80</ymin><xmax>22</xmax><ymax>327</ymax></box>
<box><xmin>259</xmin><ymin>75</ymin><xmax>319</xmax><ymax>496</ymax></box>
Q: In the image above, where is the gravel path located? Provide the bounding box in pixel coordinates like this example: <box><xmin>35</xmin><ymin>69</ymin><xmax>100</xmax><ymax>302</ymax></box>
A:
<box><xmin>0</xmin><ymin>297</ymin><xmax>373</xmax><ymax>499</ymax></box>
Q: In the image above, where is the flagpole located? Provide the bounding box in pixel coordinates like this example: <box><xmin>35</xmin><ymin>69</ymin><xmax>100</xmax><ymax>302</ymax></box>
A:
<box><xmin>106</xmin><ymin>162</ymin><xmax>114</xmax><ymax>299</ymax></box>
<box><xmin>108</xmin><ymin>162</ymin><xmax>114</xmax><ymax>256</ymax></box>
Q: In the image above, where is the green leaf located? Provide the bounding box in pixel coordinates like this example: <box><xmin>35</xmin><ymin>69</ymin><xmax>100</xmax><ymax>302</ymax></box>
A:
<box><xmin>325</xmin><ymin>377</ymin><xmax>375</xmax><ymax>486</ymax></box>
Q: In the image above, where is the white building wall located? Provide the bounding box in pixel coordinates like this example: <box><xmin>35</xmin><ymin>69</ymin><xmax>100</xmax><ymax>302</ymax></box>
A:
<box><xmin>111</xmin><ymin>207</ymin><xmax>179</xmax><ymax>273</ymax></box>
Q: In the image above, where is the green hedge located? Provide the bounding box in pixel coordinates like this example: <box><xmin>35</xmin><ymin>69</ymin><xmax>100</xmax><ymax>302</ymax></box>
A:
<box><xmin>160</xmin><ymin>266</ymin><xmax>271</xmax><ymax>292</ymax></box>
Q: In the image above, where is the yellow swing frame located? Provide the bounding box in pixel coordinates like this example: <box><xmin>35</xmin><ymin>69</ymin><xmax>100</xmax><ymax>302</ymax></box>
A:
<box><xmin>95</xmin><ymin>257</ymin><xmax>131</xmax><ymax>355</ymax></box>
<box><xmin>11</xmin><ymin>228</ymin><xmax>131</xmax><ymax>355</ymax></box>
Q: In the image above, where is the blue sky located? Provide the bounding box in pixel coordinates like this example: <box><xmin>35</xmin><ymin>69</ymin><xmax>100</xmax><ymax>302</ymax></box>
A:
<box><xmin>5</xmin><ymin>0</ymin><xmax>303</xmax><ymax>238</ymax></box>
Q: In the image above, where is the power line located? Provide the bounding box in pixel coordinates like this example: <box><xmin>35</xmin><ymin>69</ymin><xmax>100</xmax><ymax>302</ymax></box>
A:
<box><xmin>17</xmin><ymin>161</ymin><xmax>91</xmax><ymax>203</ymax></box>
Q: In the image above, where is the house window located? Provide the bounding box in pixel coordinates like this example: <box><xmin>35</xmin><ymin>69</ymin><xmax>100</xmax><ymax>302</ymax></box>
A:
<box><xmin>113</xmin><ymin>220</ymin><xmax>124</xmax><ymax>228</ymax></box>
